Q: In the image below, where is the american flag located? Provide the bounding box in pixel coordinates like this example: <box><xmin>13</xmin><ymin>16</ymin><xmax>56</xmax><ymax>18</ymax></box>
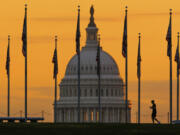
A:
<box><xmin>6</xmin><ymin>41</ymin><xmax>10</xmax><ymax>76</ymax></box>
<box><xmin>122</xmin><ymin>10</ymin><xmax>127</xmax><ymax>58</ymax></box>
<box><xmin>175</xmin><ymin>44</ymin><xmax>179</xmax><ymax>63</ymax></box>
<box><xmin>52</xmin><ymin>48</ymin><xmax>58</xmax><ymax>79</ymax></box>
<box><xmin>96</xmin><ymin>44</ymin><xmax>100</xmax><ymax>76</ymax></box>
<box><xmin>175</xmin><ymin>36</ymin><xmax>180</xmax><ymax>76</ymax></box>
<box><xmin>137</xmin><ymin>35</ymin><xmax>141</xmax><ymax>79</ymax></box>
<box><xmin>76</xmin><ymin>8</ymin><xmax>81</xmax><ymax>55</ymax></box>
<box><xmin>22</xmin><ymin>7</ymin><xmax>27</xmax><ymax>57</ymax></box>
<box><xmin>166</xmin><ymin>14</ymin><xmax>172</xmax><ymax>58</ymax></box>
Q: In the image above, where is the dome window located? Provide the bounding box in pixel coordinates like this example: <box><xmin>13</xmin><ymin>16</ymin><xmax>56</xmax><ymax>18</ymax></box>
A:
<box><xmin>86</xmin><ymin>66</ymin><xmax>88</xmax><ymax>71</ymax></box>
<box><xmin>117</xmin><ymin>90</ymin><xmax>120</xmax><ymax>96</ymax></box>
<box><xmin>96</xmin><ymin>89</ymin><xmax>98</xmax><ymax>97</ymax></box>
<box><xmin>81</xmin><ymin>66</ymin><xmax>84</xmax><ymax>71</ymax></box>
<box><xmin>90</xmin><ymin>89</ymin><xmax>93</xmax><ymax>96</ymax></box>
<box><xmin>111</xmin><ymin>89</ymin><xmax>113</xmax><ymax>97</ymax></box>
<box><xmin>101</xmin><ymin>89</ymin><xmax>103</xmax><ymax>96</ymax></box>
<box><xmin>115</xmin><ymin>89</ymin><xmax>118</xmax><ymax>97</ymax></box>
<box><xmin>80</xmin><ymin>89</ymin><xmax>83</xmax><ymax>96</ymax></box>
<box><xmin>75</xmin><ymin>89</ymin><xmax>77</xmax><ymax>96</ymax></box>
<box><xmin>70</xmin><ymin>89</ymin><xmax>72</xmax><ymax>97</ymax></box>
<box><xmin>84</xmin><ymin>89</ymin><xmax>87</xmax><ymax>97</ymax></box>
<box><xmin>90</xmin><ymin>66</ymin><xmax>93</xmax><ymax>71</ymax></box>
<box><xmin>65</xmin><ymin>89</ymin><xmax>67</xmax><ymax>97</ymax></box>
<box><xmin>106</xmin><ymin>89</ymin><xmax>109</xmax><ymax>97</ymax></box>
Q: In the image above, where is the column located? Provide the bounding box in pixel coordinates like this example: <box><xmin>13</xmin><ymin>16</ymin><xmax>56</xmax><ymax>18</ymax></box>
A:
<box><xmin>93</xmin><ymin>108</ymin><xmax>96</xmax><ymax>123</ymax></box>
<box><xmin>105</xmin><ymin>107</ymin><xmax>108</xmax><ymax>123</ymax></box>
<box><xmin>64</xmin><ymin>109</ymin><xmax>67</xmax><ymax>122</ymax></box>
<box><xmin>68</xmin><ymin>109</ymin><xmax>70</xmax><ymax>122</ymax></box>
<box><xmin>122</xmin><ymin>109</ymin><xmax>125</xmax><ymax>123</ymax></box>
<box><xmin>114</xmin><ymin>108</ymin><xmax>117</xmax><ymax>123</ymax></box>
<box><xmin>119</xmin><ymin>109</ymin><xmax>122</xmax><ymax>123</ymax></box>
<box><xmin>101</xmin><ymin>108</ymin><xmax>104</xmax><ymax>123</ymax></box>
<box><xmin>117</xmin><ymin>108</ymin><xmax>120</xmax><ymax>123</ymax></box>
<box><xmin>59</xmin><ymin>109</ymin><xmax>62</xmax><ymax>122</ymax></box>
<box><xmin>72</xmin><ymin>109</ymin><xmax>74</xmax><ymax>123</ymax></box>
<box><xmin>109</xmin><ymin>108</ymin><xmax>112</xmax><ymax>122</ymax></box>
<box><xmin>112</xmin><ymin>108</ymin><xmax>114</xmax><ymax>123</ymax></box>
<box><xmin>74</xmin><ymin>108</ymin><xmax>77</xmax><ymax>123</ymax></box>
<box><xmin>56</xmin><ymin>109</ymin><xmax>59</xmax><ymax>122</ymax></box>
<box><xmin>80</xmin><ymin>109</ymin><xmax>83</xmax><ymax>123</ymax></box>
<box><xmin>86</xmin><ymin>108</ymin><xmax>88</xmax><ymax>122</ymax></box>
<box><xmin>70</xmin><ymin>109</ymin><xmax>72</xmax><ymax>122</ymax></box>
<box><xmin>61</xmin><ymin>109</ymin><xmax>64</xmax><ymax>123</ymax></box>
<box><xmin>87</xmin><ymin>108</ymin><xmax>90</xmax><ymax>122</ymax></box>
<box><xmin>128</xmin><ymin>108</ymin><xmax>131</xmax><ymax>123</ymax></box>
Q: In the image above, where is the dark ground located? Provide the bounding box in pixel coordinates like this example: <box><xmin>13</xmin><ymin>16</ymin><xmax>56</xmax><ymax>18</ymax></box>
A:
<box><xmin>0</xmin><ymin>123</ymin><xmax>179</xmax><ymax>135</ymax></box>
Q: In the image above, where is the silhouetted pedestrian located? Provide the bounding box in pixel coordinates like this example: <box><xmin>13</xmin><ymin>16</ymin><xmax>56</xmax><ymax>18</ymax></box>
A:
<box><xmin>150</xmin><ymin>100</ymin><xmax>160</xmax><ymax>124</ymax></box>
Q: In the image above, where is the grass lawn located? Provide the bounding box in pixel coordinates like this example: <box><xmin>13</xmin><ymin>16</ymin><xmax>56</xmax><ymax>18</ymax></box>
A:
<box><xmin>0</xmin><ymin>123</ymin><xmax>179</xmax><ymax>135</ymax></box>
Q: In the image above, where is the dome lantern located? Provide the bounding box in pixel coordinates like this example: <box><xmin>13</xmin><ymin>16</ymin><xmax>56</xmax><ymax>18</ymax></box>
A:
<box><xmin>86</xmin><ymin>5</ymin><xmax>98</xmax><ymax>46</ymax></box>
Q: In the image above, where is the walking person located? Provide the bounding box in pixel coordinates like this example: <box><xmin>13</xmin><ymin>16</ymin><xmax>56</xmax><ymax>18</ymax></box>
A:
<box><xmin>150</xmin><ymin>100</ymin><xmax>160</xmax><ymax>124</ymax></box>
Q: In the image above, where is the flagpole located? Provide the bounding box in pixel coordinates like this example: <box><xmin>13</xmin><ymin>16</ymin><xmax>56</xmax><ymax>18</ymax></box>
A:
<box><xmin>125</xmin><ymin>6</ymin><xmax>128</xmax><ymax>123</ymax></box>
<box><xmin>169</xmin><ymin>9</ymin><xmax>173</xmax><ymax>124</ymax></box>
<box><xmin>138</xmin><ymin>33</ymin><xmax>141</xmax><ymax>124</ymax></box>
<box><xmin>24</xmin><ymin>4</ymin><xmax>28</xmax><ymax>121</ymax></box>
<box><xmin>177</xmin><ymin>32</ymin><xmax>179</xmax><ymax>121</ymax></box>
<box><xmin>78</xmin><ymin>44</ymin><xmax>80</xmax><ymax>123</ymax></box>
<box><xmin>7</xmin><ymin>35</ymin><xmax>10</xmax><ymax>117</ymax></box>
<box><xmin>98</xmin><ymin>34</ymin><xmax>101</xmax><ymax>123</ymax></box>
<box><xmin>54</xmin><ymin>36</ymin><xmax>58</xmax><ymax>123</ymax></box>
<box><xmin>76</xmin><ymin>5</ymin><xmax>81</xmax><ymax>123</ymax></box>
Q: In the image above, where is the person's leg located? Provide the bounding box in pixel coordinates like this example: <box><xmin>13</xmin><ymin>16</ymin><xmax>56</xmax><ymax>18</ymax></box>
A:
<box><xmin>155</xmin><ymin>118</ymin><xmax>160</xmax><ymax>123</ymax></box>
<box><xmin>152</xmin><ymin>115</ymin><xmax>155</xmax><ymax>124</ymax></box>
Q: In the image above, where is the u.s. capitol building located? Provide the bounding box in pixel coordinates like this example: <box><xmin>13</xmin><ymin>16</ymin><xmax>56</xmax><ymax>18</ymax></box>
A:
<box><xmin>55</xmin><ymin>6</ymin><xmax>131</xmax><ymax>123</ymax></box>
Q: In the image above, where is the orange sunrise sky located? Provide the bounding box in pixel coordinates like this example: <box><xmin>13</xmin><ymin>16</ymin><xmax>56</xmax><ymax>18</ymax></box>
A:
<box><xmin>0</xmin><ymin>0</ymin><xmax>180</xmax><ymax>123</ymax></box>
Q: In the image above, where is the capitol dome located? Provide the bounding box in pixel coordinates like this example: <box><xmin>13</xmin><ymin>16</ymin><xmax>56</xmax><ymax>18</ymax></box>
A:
<box><xmin>55</xmin><ymin>6</ymin><xmax>131</xmax><ymax>123</ymax></box>
<box><xmin>65</xmin><ymin>47</ymin><xmax>120</xmax><ymax>76</ymax></box>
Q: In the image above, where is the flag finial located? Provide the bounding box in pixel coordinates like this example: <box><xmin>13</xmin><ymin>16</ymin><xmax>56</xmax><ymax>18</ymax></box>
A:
<box><xmin>55</xmin><ymin>35</ymin><xmax>58</xmax><ymax>49</ymax></box>
<box><xmin>125</xmin><ymin>6</ymin><xmax>128</xmax><ymax>13</ymax></box>
<box><xmin>170</xmin><ymin>9</ymin><xmax>172</xmax><ymax>15</ymax></box>
<box><xmin>178</xmin><ymin>32</ymin><xmax>179</xmax><ymax>38</ymax></box>
<box><xmin>25</xmin><ymin>4</ymin><xmax>27</xmax><ymax>10</ymax></box>
<box><xmin>8</xmin><ymin>35</ymin><xmax>10</xmax><ymax>40</ymax></box>
<box><xmin>139</xmin><ymin>33</ymin><xmax>141</xmax><ymax>39</ymax></box>
<box><xmin>78</xmin><ymin>5</ymin><xmax>80</xmax><ymax>12</ymax></box>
